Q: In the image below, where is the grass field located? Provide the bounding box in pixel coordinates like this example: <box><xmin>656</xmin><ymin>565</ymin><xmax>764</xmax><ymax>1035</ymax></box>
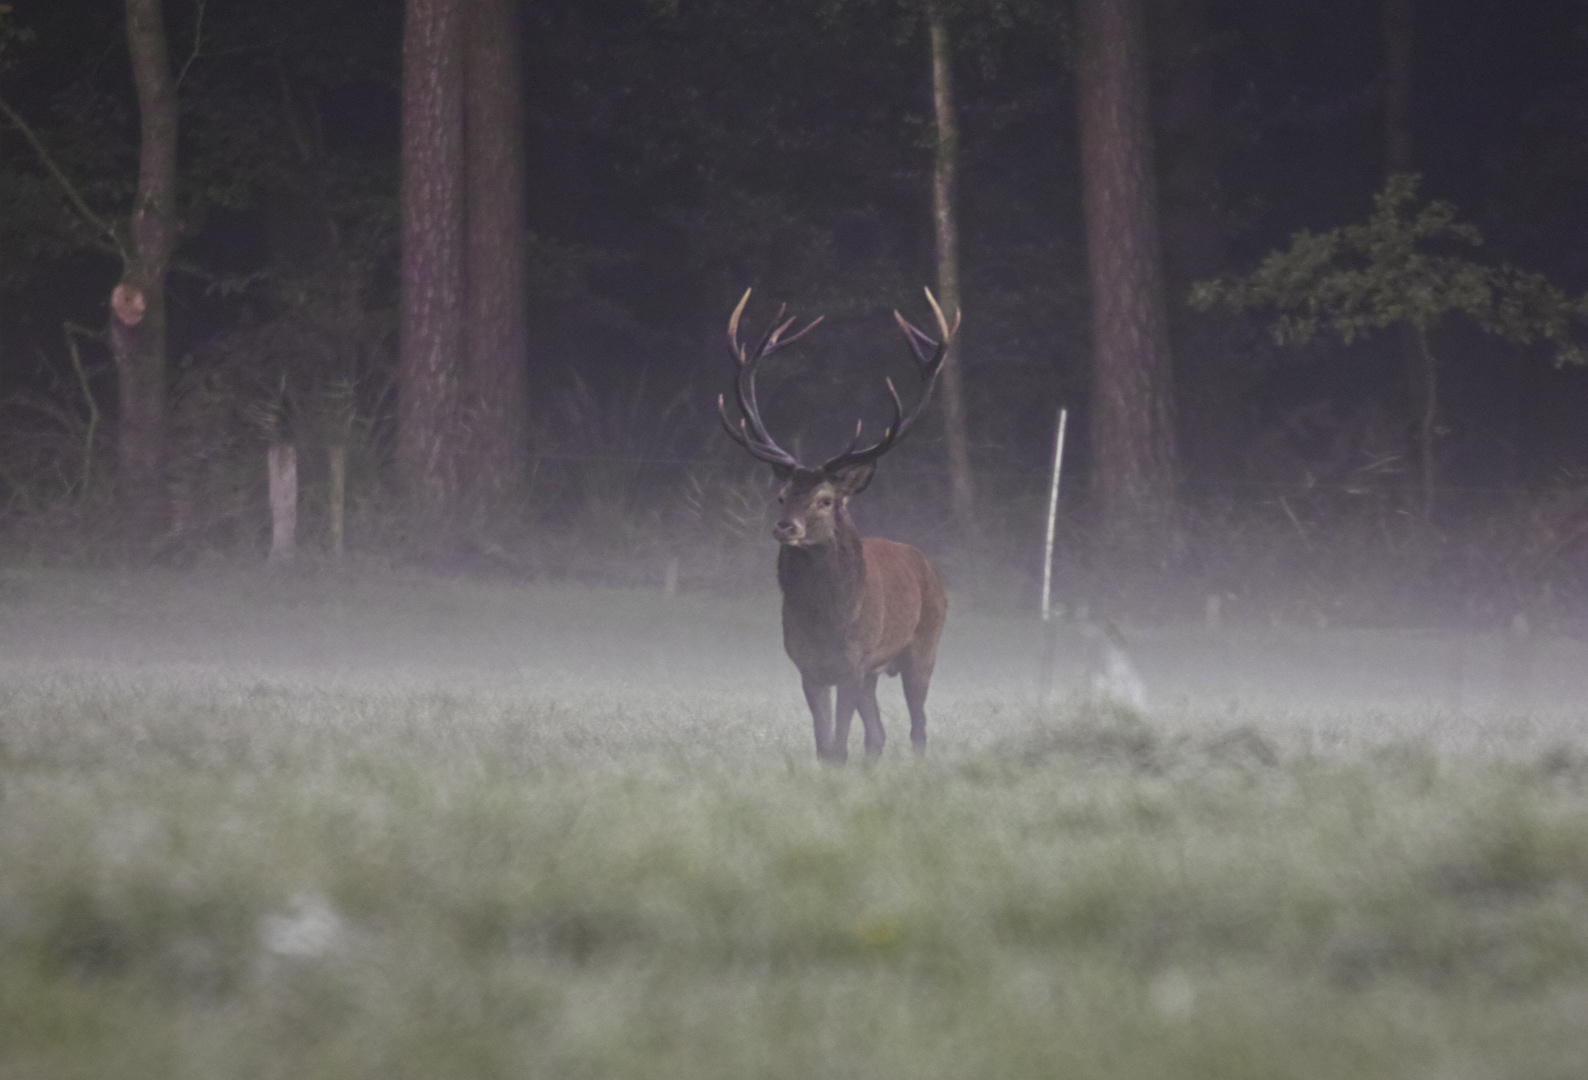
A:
<box><xmin>3</xmin><ymin>565</ymin><xmax>1588</xmax><ymax>1079</ymax></box>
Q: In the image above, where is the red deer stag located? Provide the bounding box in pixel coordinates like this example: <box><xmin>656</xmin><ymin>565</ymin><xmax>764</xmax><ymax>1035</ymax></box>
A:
<box><xmin>718</xmin><ymin>288</ymin><xmax>957</xmax><ymax>762</ymax></box>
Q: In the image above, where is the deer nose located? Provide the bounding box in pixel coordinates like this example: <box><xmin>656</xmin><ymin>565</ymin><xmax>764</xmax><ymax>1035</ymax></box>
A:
<box><xmin>773</xmin><ymin>519</ymin><xmax>802</xmax><ymax>542</ymax></box>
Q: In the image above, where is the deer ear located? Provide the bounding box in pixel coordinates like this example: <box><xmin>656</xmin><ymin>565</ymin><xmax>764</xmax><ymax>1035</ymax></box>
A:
<box><xmin>769</xmin><ymin>461</ymin><xmax>795</xmax><ymax>482</ymax></box>
<box><xmin>827</xmin><ymin>461</ymin><xmax>876</xmax><ymax>497</ymax></box>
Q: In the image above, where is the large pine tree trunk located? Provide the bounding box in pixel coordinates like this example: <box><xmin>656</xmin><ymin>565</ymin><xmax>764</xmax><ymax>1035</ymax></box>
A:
<box><xmin>464</xmin><ymin>0</ymin><xmax>529</xmax><ymax>515</ymax></box>
<box><xmin>924</xmin><ymin>0</ymin><xmax>975</xmax><ymax>530</ymax></box>
<box><xmin>399</xmin><ymin>0</ymin><xmax>467</xmax><ymax>526</ymax></box>
<box><xmin>1077</xmin><ymin>0</ymin><xmax>1178</xmax><ymax>555</ymax></box>
<box><xmin>1152</xmin><ymin>0</ymin><xmax>1233</xmax><ymax>481</ymax></box>
<box><xmin>113</xmin><ymin>0</ymin><xmax>179</xmax><ymax>538</ymax></box>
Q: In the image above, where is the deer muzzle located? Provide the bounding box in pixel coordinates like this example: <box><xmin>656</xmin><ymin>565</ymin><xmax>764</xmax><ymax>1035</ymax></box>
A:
<box><xmin>773</xmin><ymin>518</ymin><xmax>806</xmax><ymax>544</ymax></box>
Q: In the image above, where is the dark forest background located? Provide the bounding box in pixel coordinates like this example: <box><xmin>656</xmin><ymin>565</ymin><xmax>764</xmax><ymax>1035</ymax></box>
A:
<box><xmin>4</xmin><ymin>0</ymin><xmax>1588</xmax><ymax>623</ymax></box>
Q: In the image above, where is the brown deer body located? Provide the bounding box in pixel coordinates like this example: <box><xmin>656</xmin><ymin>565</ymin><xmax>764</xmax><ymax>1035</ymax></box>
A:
<box><xmin>718</xmin><ymin>289</ymin><xmax>955</xmax><ymax>762</ymax></box>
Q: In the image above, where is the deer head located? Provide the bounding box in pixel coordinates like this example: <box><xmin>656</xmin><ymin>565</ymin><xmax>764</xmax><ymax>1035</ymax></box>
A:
<box><xmin>717</xmin><ymin>288</ymin><xmax>959</xmax><ymax>547</ymax></box>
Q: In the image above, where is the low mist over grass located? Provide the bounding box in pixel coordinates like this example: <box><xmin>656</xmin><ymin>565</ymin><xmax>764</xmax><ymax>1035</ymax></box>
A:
<box><xmin>3</xmin><ymin>567</ymin><xmax>1588</xmax><ymax>1078</ymax></box>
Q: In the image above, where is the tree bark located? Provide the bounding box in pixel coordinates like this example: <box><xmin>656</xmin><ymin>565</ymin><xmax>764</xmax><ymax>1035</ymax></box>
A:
<box><xmin>327</xmin><ymin>442</ymin><xmax>346</xmax><ymax>558</ymax></box>
<box><xmin>267</xmin><ymin>442</ymin><xmax>298</xmax><ymax>563</ymax></box>
<box><xmin>399</xmin><ymin>0</ymin><xmax>467</xmax><ymax>524</ymax></box>
<box><xmin>1383</xmin><ymin>0</ymin><xmax>1432</xmax><ymax>512</ymax></box>
<box><xmin>1383</xmin><ymin>0</ymin><xmax>1414</xmax><ymax>176</ymax></box>
<box><xmin>113</xmin><ymin>0</ymin><xmax>179</xmax><ymax>536</ymax></box>
<box><xmin>1152</xmin><ymin>0</ymin><xmax>1233</xmax><ymax>481</ymax></box>
<box><xmin>1411</xmin><ymin>321</ymin><xmax>1437</xmax><ymax>518</ymax></box>
<box><xmin>1404</xmin><ymin>321</ymin><xmax>1440</xmax><ymax>516</ymax></box>
<box><xmin>1077</xmin><ymin>0</ymin><xmax>1178</xmax><ymax>554</ymax></box>
<box><xmin>925</xmin><ymin>0</ymin><xmax>975</xmax><ymax>530</ymax></box>
<box><xmin>464</xmin><ymin>0</ymin><xmax>529</xmax><ymax>514</ymax></box>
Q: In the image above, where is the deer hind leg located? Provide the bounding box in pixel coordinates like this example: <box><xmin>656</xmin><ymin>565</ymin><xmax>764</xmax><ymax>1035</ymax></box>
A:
<box><xmin>802</xmin><ymin>674</ymin><xmax>838</xmax><ymax>761</ymax></box>
<box><xmin>857</xmin><ymin>671</ymin><xmax>885</xmax><ymax>759</ymax></box>
<box><xmin>900</xmin><ymin>656</ymin><xmax>934</xmax><ymax>753</ymax></box>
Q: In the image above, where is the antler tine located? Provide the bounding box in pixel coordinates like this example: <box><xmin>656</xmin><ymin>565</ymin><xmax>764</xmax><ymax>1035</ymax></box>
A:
<box><xmin>892</xmin><ymin>311</ymin><xmax>938</xmax><ymax>368</ymax></box>
<box><xmin>882</xmin><ymin>375</ymin><xmax>906</xmax><ymax>434</ymax></box>
<box><xmin>832</xmin><ymin>417</ymin><xmax>867</xmax><ymax>461</ymax></box>
<box><xmin>734</xmin><ymin>358</ymin><xmax>776</xmax><ymax>447</ymax></box>
<box><xmin>922</xmin><ymin>285</ymin><xmax>961</xmax><ymax>344</ymax></box>
<box><xmin>747</xmin><ymin>304</ymin><xmax>789</xmax><ymax>363</ymax></box>
<box><xmin>727</xmin><ymin>288</ymin><xmax>753</xmax><ymax>361</ymax></box>
<box><xmin>892</xmin><ymin>287</ymin><xmax>959</xmax><ymax>377</ymax></box>
<box><xmin>716</xmin><ymin>393</ymin><xmax>746</xmax><ymax>446</ymax></box>
<box><xmin>760</xmin><ymin>304</ymin><xmax>790</xmax><ymax>348</ymax></box>
<box><xmin>774</xmin><ymin>313</ymin><xmax>824</xmax><ymax>350</ymax></box>
<box><xmin>754</xmin><ymin>309</ymin><xmax>825</xmax><ymax>360</ymax></box>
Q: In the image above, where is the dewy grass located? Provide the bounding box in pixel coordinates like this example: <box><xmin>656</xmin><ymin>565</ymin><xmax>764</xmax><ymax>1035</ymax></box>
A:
<box><xmin>2</xmin><ymin>678</ymin><xmax>1588</xmax><ymax>1078</ymax></box>
<box><xmin>1</xmin><ymin>568</ymin><xmax>1588</xmax><ymax>1078</ymax></box>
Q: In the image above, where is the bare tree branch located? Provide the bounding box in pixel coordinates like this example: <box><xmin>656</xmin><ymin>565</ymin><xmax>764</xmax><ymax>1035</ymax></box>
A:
<box><xmin>0</xmin><ymin>93</ymin><xmax>126</xmax><ymax>260</ymax></box>
<box><xmin>64</xmin><ymin>322</ymin><xmax>104</xmax><ymax>493</ymax></box>
<box><xmin>175</xmin><ymin>0</ymin><xmax>206</xmax><ymax>87</ymax></box>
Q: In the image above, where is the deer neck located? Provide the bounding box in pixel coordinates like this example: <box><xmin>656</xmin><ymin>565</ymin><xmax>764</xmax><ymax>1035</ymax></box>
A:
<box><xmin>776</xmin><ymin>515</ymin><xmax>866</xmax><ymax>628</ymax></box>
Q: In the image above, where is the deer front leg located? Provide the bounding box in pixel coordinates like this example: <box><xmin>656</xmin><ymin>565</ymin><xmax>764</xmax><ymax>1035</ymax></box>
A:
<box><xmin>831</xmin><ymin>677</ymin><xmax>866</xmax><ymax>765</ymax></box>
<box><xmin>802</xmin><ymin>673</ymin><xmax>838</xmax><ymax>761</ymax></box>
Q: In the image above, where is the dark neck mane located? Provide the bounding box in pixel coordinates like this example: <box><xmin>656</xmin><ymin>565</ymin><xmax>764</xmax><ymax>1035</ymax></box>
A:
<box><xmin>777</xmin><ymin>513</ymin><xmax>866</xmax><ymax>627</ymax></box>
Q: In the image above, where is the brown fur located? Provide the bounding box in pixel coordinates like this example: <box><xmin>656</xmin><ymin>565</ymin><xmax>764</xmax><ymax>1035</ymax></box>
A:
<box><xmin>773</xmin><ymin>468</ymin><xmax>946</xmax><ymax>761</ymax></box>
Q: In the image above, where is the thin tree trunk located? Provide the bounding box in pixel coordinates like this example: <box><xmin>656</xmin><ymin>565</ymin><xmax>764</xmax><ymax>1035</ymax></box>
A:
<box><xmin>1411</xmin><ymin>322</ymin><xmax>1437</xmax><ymax>517</ymax></box>
<box><xmin>464</xmin><ymin>0</ymin><xmax>529</xmax><ymax>514</ymax></box>
<box><xmin>267</xmin><ymin>442</ymin><xmax>298</xmax><ymax>562</ymax></box>
<box><xmin>925</xmin><ymin>0</ymin><xmax>975</xmax><ymax>529</ymax></box>
<box><xmin>1383</xmin><ymin>0</ymin><xmax>1414</xmax><ymax>176</ymax></box>
<box><xmin>399</xmin><ymin>0</ymin><xmax>467</xmax><ymax>526</ymax></box>
<box><xmin>1383</xmin><ymin>0</ymin><xmax>1432</xmax><ymax>514</ymax></box>
<box><xmin>1077</xmin><ymin>0</ymin><xmax>1178</xmax><ymax>554</ymax></box>
<box><xmin>113</xmin><ymin>0</ymin><xmax>179</xmax><ymax>537</ymax></box>
<box><xmin>275</xmin><ymin>57</ymin><xmax>343</xmax><ymax>260</ymax></box>
<box><xmin>327</xmin><ymin>442</ymin><xmax>346</xmax><ymax>558</ymax></box>
<box><xmin>1152</xmin><ymin>0</ymin><xmax>1232</xmax><ymax>481</ymax></box>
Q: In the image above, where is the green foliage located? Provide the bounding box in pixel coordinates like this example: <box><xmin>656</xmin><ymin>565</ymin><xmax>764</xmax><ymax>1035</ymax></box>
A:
<box><xmin>1192</xmin><ymin>174</ymin><xmax>1588</xmax><ymax>365</ymax></box>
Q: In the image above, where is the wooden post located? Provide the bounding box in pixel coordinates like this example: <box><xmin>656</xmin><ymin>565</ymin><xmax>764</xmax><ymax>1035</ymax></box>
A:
<box><xmin>1039</xmin><ymin>408</ymin><xmax>1069</xmax><ymax>703</ymax></box>
<box><xmin>327</xmin><ymin>443</ymin><xmax>346</xmax><ymax>559</ymax></box>
<box><xmin>267</xmin><ymin>442</ymin><xmax>298</xmax><ymax>563</ymax></box>
<box><xmin>1040</xmin><ymin>408</ymin><xmax>1069</xmax><ymax>623</ymax></box>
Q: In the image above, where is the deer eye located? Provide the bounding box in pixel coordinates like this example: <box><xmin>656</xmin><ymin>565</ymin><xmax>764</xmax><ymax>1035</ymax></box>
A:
<box><xmin>819</xmin><ymin>496</ymin><xmax>834</xmax><ymax>508</ymax></box>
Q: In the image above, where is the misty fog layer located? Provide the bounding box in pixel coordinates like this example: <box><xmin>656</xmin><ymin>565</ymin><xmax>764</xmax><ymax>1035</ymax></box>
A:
<box><xmin>3</xmin><ymin>566</ymin><xmax>1584</xmax><ymax>756</ymax></box>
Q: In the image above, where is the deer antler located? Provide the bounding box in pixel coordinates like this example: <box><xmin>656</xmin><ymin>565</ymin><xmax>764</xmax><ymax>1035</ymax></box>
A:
<box><xmin>818</xmin><ymin>286</ymin><xmax>959</xmax><ymax>475</ymax></box>
<box><xmin>718</xmin><ymin>287</ymin><xmax>959</xmax><ymax>475</ymax></box>
<box><xmin>717</xmin><ymin>288</ymin><xmax>823</xmax><ymax>472</ymax></box>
